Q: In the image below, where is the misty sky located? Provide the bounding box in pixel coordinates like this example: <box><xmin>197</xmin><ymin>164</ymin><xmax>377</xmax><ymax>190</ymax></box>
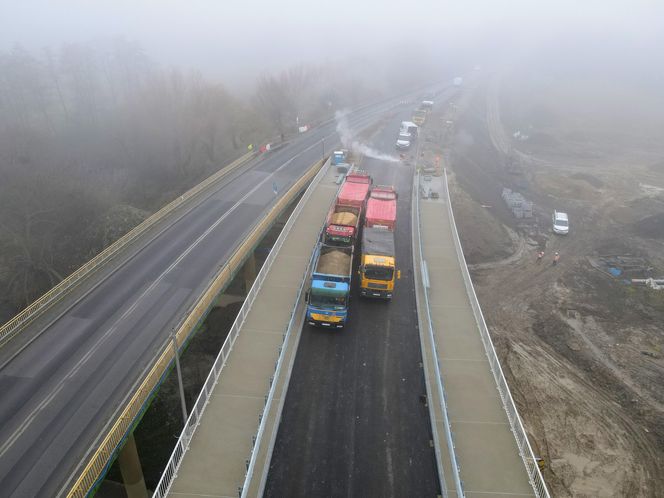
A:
<box><xmin>1</xmin><ymin>0</ymin><xmax>663</xmax><ymax>85</ymax></box>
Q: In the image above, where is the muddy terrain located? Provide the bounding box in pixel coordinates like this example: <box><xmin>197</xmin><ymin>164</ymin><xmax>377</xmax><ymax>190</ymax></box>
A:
<box><xmin>421</xmin><ymin>72</ymin><xmax>664</xmax><ymax>497</ymax></box>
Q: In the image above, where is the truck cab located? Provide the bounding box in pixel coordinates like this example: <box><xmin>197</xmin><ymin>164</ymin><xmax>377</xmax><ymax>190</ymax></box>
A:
<box><xmin>360</xmin><ymin>254</ymin><xmax>396</xmax><ymax>299</ymax></box>
<box><xmin>332</xmin><ymin>150</ymin><xmax>347</xmax><ymax>165</ymax></box>
<box><xmin>306</xmin><ymin>280</ymin><xmax>349</xmax><ymax>328</ymax></box>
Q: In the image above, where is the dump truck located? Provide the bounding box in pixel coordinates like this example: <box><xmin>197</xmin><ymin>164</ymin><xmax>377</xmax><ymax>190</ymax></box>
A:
<box><xmin>359</xmin><ymin>227</ymin><xmax>398</xmax><ymax>299</ymax></box>
<box><xmin>323</xmin><ymin>170</ymin><xmax>371</xmax><ymax>246</ymax></box>
<box><xmin>365</xmin><ymin>186</ymin><xmax>397</xmax><ymax>231</ymax></box>
<box><xmin>306</xmin><ymin>244</ymin><xmax>353</xmax><ymax>328</ymax></box>
<box><xmin>324</xmin><ymin>203</ymin><xmax>361</xmax><ymax>247</ymax></box>
<box><xmin>411</xmin><ymin>108</ymin><xmax>427</xmax><ymax>126</ymax></box>
<box><xmin>338</xmin><ymin>169</ymin><xmax>372</xmax><ymax>207</ymax></box>
<box><xmin>332</xmin><ymin>150</ymin><xmax>347</xmax><ymax>165</ymax></box>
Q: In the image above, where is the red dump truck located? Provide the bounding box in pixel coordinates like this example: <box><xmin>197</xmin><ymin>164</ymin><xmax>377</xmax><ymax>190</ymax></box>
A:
<box><xmin>324</xmin><ymin>170</ymin><xmax>372</xmax><ymax>246</ymax></box>
<box><xmin>365</xmin><ymin>185</ymin><xmax>397</xmax><ymax>230</ymax></box>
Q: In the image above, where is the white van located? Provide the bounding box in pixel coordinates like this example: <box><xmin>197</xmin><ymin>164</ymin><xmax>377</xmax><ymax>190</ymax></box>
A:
<box><xmin>552</xmin><ymin>211</ymin><xmax>569</xmax><ymax>235</ymax></box>
<box><xmin>400</xmin><ymin>121</ymin><xmax>419</xmax><ymax>138</ymax></box>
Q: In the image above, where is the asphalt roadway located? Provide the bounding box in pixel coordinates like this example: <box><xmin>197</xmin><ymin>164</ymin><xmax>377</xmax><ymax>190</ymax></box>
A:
<box><xmin>0</xmin><ymin>96</ymin><xmax>416</xmax><ymax>498</ymax></box>
<box><xmin>264</xmin><ymin>109</ymin><xmax>443</xmax><ymax>497</ymax></box>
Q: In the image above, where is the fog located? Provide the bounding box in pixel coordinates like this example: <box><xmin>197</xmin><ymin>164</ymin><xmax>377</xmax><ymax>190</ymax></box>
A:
<box><xmin>1</xmin><ymin>0</ymin><xmax>663</xmax><ymax>318</ymax></box>
<box><xmin>2</xmin><ymin>0</ymin><xmax>663</xmax><ymax>86</ymax></box>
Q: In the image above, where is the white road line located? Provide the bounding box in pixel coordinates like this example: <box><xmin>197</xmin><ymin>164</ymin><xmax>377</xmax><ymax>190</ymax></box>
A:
<box><xmin>0</xmin><ymin>104</ymin><xmax>389</xmax><ymax>462</ymax></box>
<box><xmin>0</xmin><ymin>134</ymin><xmax>332</xmax><ymax>459</ymax></box>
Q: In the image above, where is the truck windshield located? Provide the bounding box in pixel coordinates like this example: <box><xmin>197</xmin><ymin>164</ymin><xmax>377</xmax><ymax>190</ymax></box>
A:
<box><xmin>310</xmin><ymin>293</ymin><xmax>347</xmax><ymax>309</ymax></box>
<box><xmin>326</xmin><ymin>235</ymin><xmax>352</xmax><ymax>246</ymax></box>
<box><xmin>364</xmin><ymin>265</ymin><xmax>394</xmax><ymax>281</ymax></box>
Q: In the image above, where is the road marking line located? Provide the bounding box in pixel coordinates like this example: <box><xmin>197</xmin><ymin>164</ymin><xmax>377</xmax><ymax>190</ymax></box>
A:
<box><xmin>0</xmin><ymin>133</ymin><xmax>334</xmax><ymax>460</ymax></box>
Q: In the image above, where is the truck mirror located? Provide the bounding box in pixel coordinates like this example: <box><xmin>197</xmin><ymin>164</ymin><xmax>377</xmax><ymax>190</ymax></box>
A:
<box><xmin>397</xmin><ymin>270</ymin><xmax>401</xmax><ymax>280</ymax></box>
<box><xmin>304</xmin><ymin>291</ymin><xmax>309</xmax><ymax>302</ymax></box>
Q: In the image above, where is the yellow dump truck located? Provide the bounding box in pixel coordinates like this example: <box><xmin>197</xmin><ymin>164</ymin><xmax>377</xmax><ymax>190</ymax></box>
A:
<box><xmin>359</xmin><ymin>227</ymin><xmax>398</xmax><ymax>299</ymax></box>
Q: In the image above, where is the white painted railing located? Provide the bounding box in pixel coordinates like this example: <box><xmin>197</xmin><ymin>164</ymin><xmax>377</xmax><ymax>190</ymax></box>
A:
<box><xmin>152</xmin><ymin>158</ymin><xmax>331</xmax><ymax>498</ymax></box>
<box><xmin>0</xmin><ymin>152</ymin><xmax>255</xmax><ymax>347</ymax></box>
<box><xmin>442</xmin><ymin>169</ymin><xmax>550</xmax><ymax>498</ymax></box>
<box><xmin>413</xmin><ymin>172</ymin><xmax>465</xmax><ymax>498</ymax></box>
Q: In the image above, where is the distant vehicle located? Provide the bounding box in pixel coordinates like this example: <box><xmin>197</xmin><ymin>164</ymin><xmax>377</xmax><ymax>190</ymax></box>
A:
<box><xmin>332</xmin><ymin>150</ymin><xmax>347</xmax><ymax>166</ymax></box>
<box><xmin>398</xmin><ymin>131</ymin><xmax>412</xmax><ymax>142</ymax></box>
<box><xmin>411</xmin><ymin>109</ymin><xmax>427</xmax><ymax>126</ymax></box>
<box><xmin>400</xmin><ymin>121</ymin><xmax>419</xmax><ymax>138</ymax></box>
<box><xmin>395</xmin><ymin>138</ymin><xmax>411</xmax><ymax>150</ymax></box>
<box><xmin>552</xmin><ymin>210</ymin><xmax>569</xmax><ymax>235</ymax></box>
<box><xmin>421</xmin><ymin>100</ymin><xmax>434</xmax><ymax>109</ymax></box>
<box><xmin>453</xmin><ymin>76</ymin><xmax>463</xmax><ymax>87</ymax></box>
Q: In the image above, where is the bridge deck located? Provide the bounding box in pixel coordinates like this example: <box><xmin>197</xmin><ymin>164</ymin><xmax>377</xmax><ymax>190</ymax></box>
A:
<box><xmin>419</xmin><ymin>188</ymin><xmax>534</xmax><ymax>498</ymax></box>
<box><xmin>167</xmin><ymin>164</ymin><xmax>339</xmax><ymax>498</ymax></box>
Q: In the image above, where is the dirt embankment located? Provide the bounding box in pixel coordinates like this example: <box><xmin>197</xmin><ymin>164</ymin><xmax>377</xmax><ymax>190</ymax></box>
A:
<box><xmin>423</xmin><ymin>75</ymin><xmax>664</xmax><ymax>497</ymax></box>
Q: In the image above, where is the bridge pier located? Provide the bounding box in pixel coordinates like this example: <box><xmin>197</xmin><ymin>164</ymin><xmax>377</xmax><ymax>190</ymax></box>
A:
<box><xmin>118</xmin><ymin>433</ymin><xmax>148</xmax><ymax>498</ymax></box>
<box><xmin>242</xmin><ymin>252</ymin><xmax>257</xmax><ymax>292</ymax></box>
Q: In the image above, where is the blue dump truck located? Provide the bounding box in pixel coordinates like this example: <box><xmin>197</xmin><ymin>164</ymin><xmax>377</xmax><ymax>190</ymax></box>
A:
<box><xmin>332</xmin><ymin>150</ymin><xmax>347</xmax><ymax>165</ymax></box>
<box><xmin>305</xmin><ymin>243</ymin><xmax>353</xmax><ymax>328</ymax></box>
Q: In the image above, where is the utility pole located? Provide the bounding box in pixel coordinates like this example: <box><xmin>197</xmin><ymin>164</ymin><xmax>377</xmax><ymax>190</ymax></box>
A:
<box><xmin>321</xmin><ymin>137</ymin><xmax>325</xmax><ymax>160</ymax></box>
<box><xmin>170</xmin><ymin>329</ymin><xmax>188</xmax><ymax>428</ymax></box>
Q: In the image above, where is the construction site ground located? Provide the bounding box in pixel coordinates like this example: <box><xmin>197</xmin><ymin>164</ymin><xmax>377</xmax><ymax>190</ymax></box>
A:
<box><xmin>418</xmin><ymin>72</ymin><xmax>664</xmax><ymax>497</ymax></box>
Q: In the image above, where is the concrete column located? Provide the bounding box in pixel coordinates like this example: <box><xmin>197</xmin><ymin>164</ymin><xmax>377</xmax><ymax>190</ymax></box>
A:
<box><xmin>243</xmin><ymin>252</ymin><xmax>257</xmax><ymax>292</ymax></box>
<box><xmin>118</xmin><ymin>433</ymin><xmax>148</xmax><ymax>498</ymax></box>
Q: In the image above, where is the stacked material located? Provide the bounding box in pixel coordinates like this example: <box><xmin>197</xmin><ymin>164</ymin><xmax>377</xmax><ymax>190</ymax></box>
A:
<box><xmin>318</xmin><ymin>250</ymin><xmax>351</xmax><ymax>275</ymax></box>
<box><xmin>501</xmin><ymin>188</ymin><xmax>533</xmax><ymax>218</ymax></box>
<box><xmin>331</xmin><ymin>211</ymin><xmax>358</xmax><ymax>226</ymax></box>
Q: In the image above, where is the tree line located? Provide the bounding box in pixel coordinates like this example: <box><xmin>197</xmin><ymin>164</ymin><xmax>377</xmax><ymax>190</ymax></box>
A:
<box><xmin>0</xmin><ymin>39</ymin><xmax>383</xmax><ymax>320</ymax></box>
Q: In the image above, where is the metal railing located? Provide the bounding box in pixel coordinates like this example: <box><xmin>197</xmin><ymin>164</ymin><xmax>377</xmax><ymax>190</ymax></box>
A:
<box><xmin>239</xmin><ymin>160</ymin><xmax>334</xmax><ymax>498</ymax></box>
<box><xmin>152</xmin><ymin>157</ymin><xmax>329</xmax><ymax>498</ymax></box>
<box><xmin>0</xmin><ymin>151</ymin><xmax>256</xmax><ymax>348</ymax></box>
<box><xmin>66</xmin><ymin>158</ymin><xmax>324</xmax><ymax>498</ymax></box>
<box><xmin>413</xmin><ymin>172</ymin><xmax>465</xmax><ymax>498</ymax></box>
<box><xmin>442</xmin><ymin>169</ymin><xmax>550</xmax><ymax>498</ymax></box>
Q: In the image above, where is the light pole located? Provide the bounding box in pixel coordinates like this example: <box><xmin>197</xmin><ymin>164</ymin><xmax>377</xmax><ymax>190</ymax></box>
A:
<box><xmin>321</xmin><ymin>137</ymin><xmax>325</xmax><ymax>160</ymax></box>
<box><xmin>170</xmin><ymin>329</ymin><xmax>188</xmax><ymax>427</ymax></box>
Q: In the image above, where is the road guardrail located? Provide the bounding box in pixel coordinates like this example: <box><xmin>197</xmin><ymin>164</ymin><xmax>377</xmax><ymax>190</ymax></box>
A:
<box><xmin>151</xmin><ymin>157</ymin><xmax>328</xmax><ymax>498</ymax></box>
<box><xmin>442</xmin><ymin>169</ymin><xmax>550</xmax><ymax>498</ymax></box>
<box><xmin>0</xmin><ymin>151</ymin><xmax>256</xmax><ymax>348</ymax></box>
<box><xmin>66</xmin><ymin>157</ymin><xmax>325</xmax><ymax>498</ymax></box>
<box><xmin>413</xmin><ymin>171</ymin><xmax>465</xmax><ymax>498</ymax></box>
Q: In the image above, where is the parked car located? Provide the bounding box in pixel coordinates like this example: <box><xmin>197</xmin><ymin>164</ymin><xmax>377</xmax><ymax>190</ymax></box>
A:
<box><xmin>552</xmin><ymin>210</ymin><xmax>569</xmax><ymax>235</ymax></box>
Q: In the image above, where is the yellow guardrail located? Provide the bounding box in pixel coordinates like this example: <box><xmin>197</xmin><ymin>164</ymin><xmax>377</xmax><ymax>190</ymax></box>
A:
<box><xmin>66</xmin><ymin>158</ymin><xmax>325</xmax><ymax>498</ymax></box>
<box><xmin>0</xmin><ymin>151</ymin><xmax>256</xmax><ymax>347</ymax></box>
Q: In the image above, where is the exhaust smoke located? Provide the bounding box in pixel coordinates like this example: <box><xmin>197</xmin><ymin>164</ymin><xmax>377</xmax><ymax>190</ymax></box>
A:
<box><xmin>335</xmin><ymin>110</ymin><xmax>400</xmax><ymax>163</ymax></box>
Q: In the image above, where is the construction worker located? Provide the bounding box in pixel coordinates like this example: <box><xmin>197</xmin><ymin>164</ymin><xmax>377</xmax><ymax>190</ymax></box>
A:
<box><xmin>537</xmin><ymin>250</ymin><xmax>544</xmax><ymax>263</ymax></box>
<box><xmin>553</xmin><ymin>252</ymin><xmax>560</xmax><ymax>266</ymax></box>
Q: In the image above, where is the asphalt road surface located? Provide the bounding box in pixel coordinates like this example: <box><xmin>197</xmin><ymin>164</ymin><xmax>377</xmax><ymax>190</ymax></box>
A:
<box><xmin>0</xmin><ymin>96</ymin><xmax>415</xmax><ymax>498</ymax></box>
<box><xmin>264</xmin><ymin>109</ymin><xmax>442</xmax><ymax>498</ymax></box>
